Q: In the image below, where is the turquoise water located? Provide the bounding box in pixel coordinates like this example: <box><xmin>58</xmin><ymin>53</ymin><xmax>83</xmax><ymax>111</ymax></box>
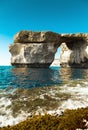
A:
<box><xmin>0</xmin><ymin>66</ymin><xmax>62</xmax><ymax>89</ymax></box>
<box><xmin>0</xmin><ymin>66</ymin><xmax>88</xmax><ymax>127</ymax></box>
<box><xmin>0</xmin><ymin>66</ymin><xmax>87</xmax><ymax>89</ymax></box>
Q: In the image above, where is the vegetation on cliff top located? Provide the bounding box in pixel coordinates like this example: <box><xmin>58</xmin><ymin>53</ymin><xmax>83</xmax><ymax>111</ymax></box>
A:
<box><xmin>1</xmin><ymin>107</ymin><xmax>88</xmax><ymax>130</ymax></box>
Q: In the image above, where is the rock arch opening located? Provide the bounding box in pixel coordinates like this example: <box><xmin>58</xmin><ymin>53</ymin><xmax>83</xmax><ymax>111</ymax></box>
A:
<box><xmin>51</xmin><ymin>47</ymin><xmax>61</xmax><ymax>66</ymax></box>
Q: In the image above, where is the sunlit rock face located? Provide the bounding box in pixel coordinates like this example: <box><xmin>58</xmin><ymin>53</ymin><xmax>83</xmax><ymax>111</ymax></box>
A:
<box><xmin>9</xmin><ymin>31</ymin><xmax>61</xmax><ymax>67</ymax></box>
<box><xmin>9</xmin><ymin>31</ymin><xmax>88</xmax><ymax>68</ymax></box>
<box><xmin>60</xmin><ymin>34</ymin><xmax>88</xmax><ymax>68</ymax></box>
<box><xmin>14</xmin><ymin>31</ymin><xmax>60</xmax><ymax>43</ymax></box>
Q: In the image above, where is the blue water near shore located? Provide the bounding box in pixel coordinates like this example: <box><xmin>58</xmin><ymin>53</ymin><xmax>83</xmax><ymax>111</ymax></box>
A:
<box><xmin>0</xmin><ymin>66</ymin><xmax>87</xmax><ymax>89</ymax></box>
<box><xmin>0</xmin><ymin>66</ymin><xmax>88</xmax><ymax>127</ymax></box>
<box><xmin>0</xmin><ymin>66</ymin><xmax>62</xmax><ymax>89</ymax></box>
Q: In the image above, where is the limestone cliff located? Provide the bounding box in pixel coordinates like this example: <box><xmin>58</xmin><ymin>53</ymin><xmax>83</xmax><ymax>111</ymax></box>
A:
<box><xmin>60</xmin><ymin>34</ymin><xmax>88</xmax><ymax>68</ymax></box>
<box><xmin>9</xmin><ymin>31</ymin><xmax>61</xmax><ymax>67</ymax></box>
<box><xmin>14</xmin><ymin>31</ymin><xmax>60</xmax><ymax>43</ymax></box>
<box><xmin>9</xmin><ymin>31</ymin><xmax>88</xmax><ymax>68</ymax></box>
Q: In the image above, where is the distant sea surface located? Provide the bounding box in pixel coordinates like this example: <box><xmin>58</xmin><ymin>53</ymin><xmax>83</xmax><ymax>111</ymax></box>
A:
<box><xmin>0</xmin><ymin>66</ymin><xmax>88</xmax><ymax>127</ymax></box>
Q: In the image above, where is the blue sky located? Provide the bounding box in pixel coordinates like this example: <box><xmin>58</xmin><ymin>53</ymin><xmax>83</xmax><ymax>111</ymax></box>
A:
<box><xmin>0</xmin><ymin>0</ymin><xmax>88</xmax><ymax>65</ymax></box>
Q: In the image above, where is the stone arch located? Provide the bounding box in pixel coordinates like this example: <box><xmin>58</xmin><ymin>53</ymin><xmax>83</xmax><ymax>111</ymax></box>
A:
<box><xmin>9</xmin><ymin>31</ymin><xmax>88</xmax><ymax>68</ymax></box>
<box><xmin>51</xmin><ymin>47</ymin><xmax>61</xmax><ymax>66</ymax></box>
<box><xmin>59</xmin><ymin>35</ymin><xmax>88</xmax><ymax>68</ymax></box>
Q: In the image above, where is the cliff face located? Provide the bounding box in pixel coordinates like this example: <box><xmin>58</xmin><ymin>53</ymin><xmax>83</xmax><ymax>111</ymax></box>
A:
<box><xmin>60</xmin><ymin>34</ymin><xmax>88</xmax><ymax>68</ymax></box>
<box><xmin>9</xmin><ymin>31</ymin><xmax>88</xmax><ymax>68</ymax></box>
<box><xmin>9</xmin><ymin>31</ymin><xmax>61</xmax><ymax>67</ymax></box>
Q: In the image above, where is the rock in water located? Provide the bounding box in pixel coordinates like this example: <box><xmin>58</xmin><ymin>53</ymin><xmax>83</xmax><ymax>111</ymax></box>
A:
<box><xmin>9</xmin><ymin>31</ymin><xmax>88</xmax><ymax>68</ymax></box>
<box><xmin>9</xmin><ymin>31</ymin><xmax>61</xmax><ymax>67</ymax></box>
<box><xmin>60</xmin><ymin>33</ymin><xmax>88</xmax><ymax>68</ymax></box>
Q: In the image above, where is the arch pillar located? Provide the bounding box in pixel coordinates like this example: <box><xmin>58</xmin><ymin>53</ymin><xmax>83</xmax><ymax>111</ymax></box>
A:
<box><xmin>59</xmin><ymin>34</ymin><xmax>88</xmax><ymax>68</ymax></box>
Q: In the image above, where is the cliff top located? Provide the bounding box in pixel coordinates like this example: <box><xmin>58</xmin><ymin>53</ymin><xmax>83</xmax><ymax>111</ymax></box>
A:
<box><xmin>14</xmin><ymin>30</ymin><xmax>88</xmax><ymax>44</ymax></box>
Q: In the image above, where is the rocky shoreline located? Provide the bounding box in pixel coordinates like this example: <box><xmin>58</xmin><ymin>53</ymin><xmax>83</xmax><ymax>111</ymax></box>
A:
<box><xmin>1</xmin><ymin>107</ymin><xmax>88</xmax><ymax>130</ymax></box>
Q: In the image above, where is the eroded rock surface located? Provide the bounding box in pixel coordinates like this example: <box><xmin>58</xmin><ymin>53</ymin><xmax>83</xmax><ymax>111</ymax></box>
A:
<box><xmin>9</xmin><ymin>31</ymin><xmax>61</xmax><ymax>67</ymax></box>
<box><xmin>60</xmin><ymin>34</ymin><xmax>88</xmax><ymax>68</ymax></box>
<box><xmin>9</xmin><ymin>31</ymin><xmax>88</xmax><ymax>68</ymax></box>
<box><xmin>14</xmin><ymin>31</ymin><xmax>60</xmax><ymax>43</ymax></box>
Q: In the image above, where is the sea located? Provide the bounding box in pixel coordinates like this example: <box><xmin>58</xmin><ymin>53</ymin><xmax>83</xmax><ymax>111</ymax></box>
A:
<box><xmin>0</xmin><ymin>66</ymin><xmax>88</xmax><ymax>127</ymax></box>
